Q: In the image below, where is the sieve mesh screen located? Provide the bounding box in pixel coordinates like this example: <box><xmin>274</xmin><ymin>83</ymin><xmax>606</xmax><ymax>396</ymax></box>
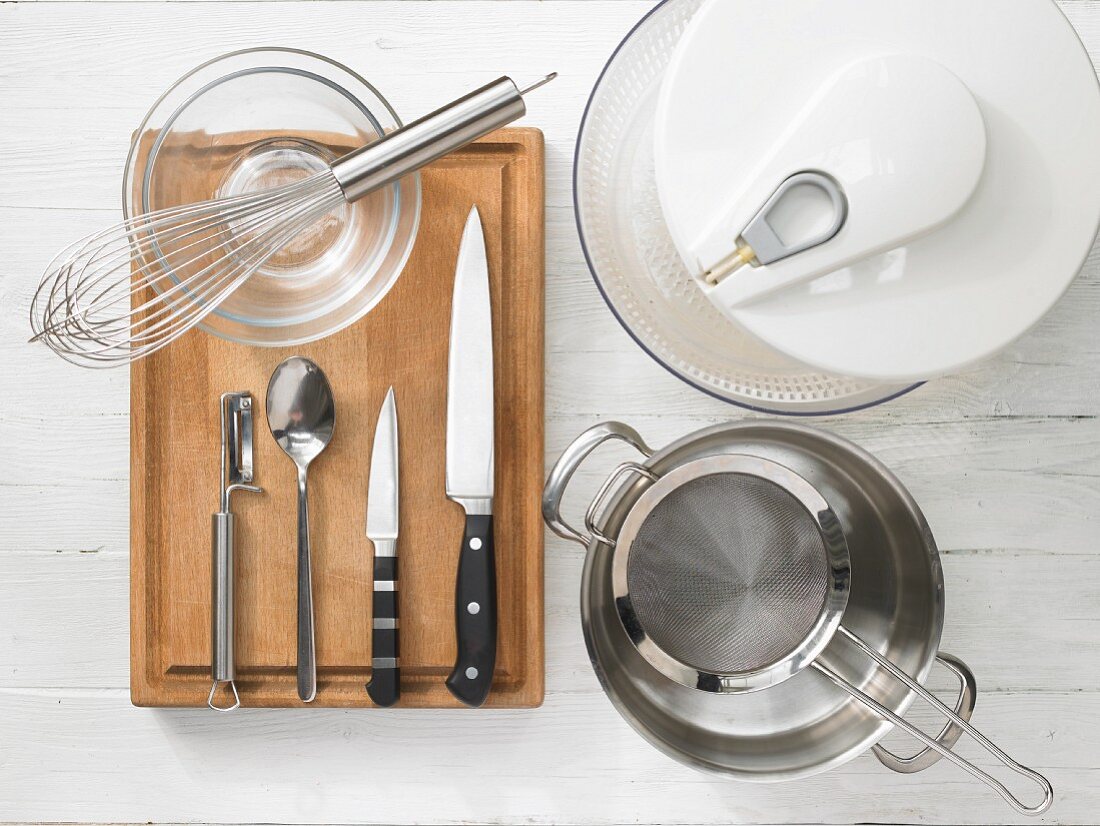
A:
<box><xmin>626</xmin><ymin>472</ymin><xmax>831</xmax><ymax>675</ymax></box>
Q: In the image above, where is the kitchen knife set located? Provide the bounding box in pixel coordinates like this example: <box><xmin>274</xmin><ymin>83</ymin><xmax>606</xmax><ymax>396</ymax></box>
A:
<box><xmin>209</xmin><ymin>207</ymin><xmax>498</xmax><ymax>710</ymax></box>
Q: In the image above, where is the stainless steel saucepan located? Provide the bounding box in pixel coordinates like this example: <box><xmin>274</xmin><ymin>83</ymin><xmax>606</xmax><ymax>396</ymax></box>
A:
<box><xmin>543</xmin><ymin>421</ymin><xmax>1052</xmax><ymax>815</ymax></box>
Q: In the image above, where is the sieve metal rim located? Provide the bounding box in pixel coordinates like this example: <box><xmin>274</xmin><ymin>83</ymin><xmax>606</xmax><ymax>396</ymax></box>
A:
<box><xmin>611</xmin><ymin>454</ymin><xmax>852</xmax><ymax>694</ymax></box>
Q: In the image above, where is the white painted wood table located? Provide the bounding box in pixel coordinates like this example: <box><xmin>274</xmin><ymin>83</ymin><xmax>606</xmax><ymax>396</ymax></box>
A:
<box><xmin>2</xmin><ymin>1</ymin><xmax>1099</xmax><ymax>824</ymax></box>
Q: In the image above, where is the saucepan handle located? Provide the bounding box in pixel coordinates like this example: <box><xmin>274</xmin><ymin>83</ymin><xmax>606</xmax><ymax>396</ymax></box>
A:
<box><xmin>872</xmin><ymin>652</ymin><xmax>976</xmax><ymax>774</ymax></box>
<box><xmin>542</xmin><ymin>423</ymin><xmax>653</xmax><ymax>547</ymax></box>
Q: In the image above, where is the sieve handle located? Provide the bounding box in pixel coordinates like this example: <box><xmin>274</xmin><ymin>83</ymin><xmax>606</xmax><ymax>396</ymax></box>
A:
<box><xmin>542</xmin><ymin>423</ymin><xmax>654</xmax><ymax>546</ymax></box>
<box><xmin>872</xmin><ymin>653</ymin><xmax>976</xmax><ymax>774</ymax></box>
<box><xmin>818</xmin><ymin>627</ymin><xmax>1054</xmax><ymax>816</ymax></box>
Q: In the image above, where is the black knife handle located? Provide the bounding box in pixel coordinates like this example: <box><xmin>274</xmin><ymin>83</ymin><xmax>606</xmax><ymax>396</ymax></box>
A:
<box><xmin>446</xmin><ymin>514</ymin><xmax>496</xmax><ymax>707</ymax></box>
<box><xmin>366</xmin><ymin>555</ymin><xmax>400</xmax><ymax>707</ymax></box>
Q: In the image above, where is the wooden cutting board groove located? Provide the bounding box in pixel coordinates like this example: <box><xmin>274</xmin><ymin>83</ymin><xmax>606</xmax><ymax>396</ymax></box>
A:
<box><xmin>130</xmin><ymin>128</ymin><xmax>544</xmax><ymax>708</ymax></box>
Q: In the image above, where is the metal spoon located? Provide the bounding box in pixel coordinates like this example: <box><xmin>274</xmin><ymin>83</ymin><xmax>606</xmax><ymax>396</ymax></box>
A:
<box><xmin>266</xmin><ymin>356</ymin><xmax>335</xmax><ymax>703</ymax></box>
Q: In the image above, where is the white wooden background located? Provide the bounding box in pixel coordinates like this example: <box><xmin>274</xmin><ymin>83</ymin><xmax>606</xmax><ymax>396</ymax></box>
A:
<box><xmin>2</xmin><ymin>1</ymin><xmax>1099</xmax><ymax>824</ymax></box>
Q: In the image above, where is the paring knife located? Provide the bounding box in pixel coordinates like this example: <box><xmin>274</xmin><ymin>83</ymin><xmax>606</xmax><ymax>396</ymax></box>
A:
<box><xmin>445</xmin><ymin>206</ymin><xmax>497</xmax><ymax>708</ymax></box>
<box><xmin>366</xmin><ymin>387</ymin><xmax>400</xmax><ymax>707</ymax></box>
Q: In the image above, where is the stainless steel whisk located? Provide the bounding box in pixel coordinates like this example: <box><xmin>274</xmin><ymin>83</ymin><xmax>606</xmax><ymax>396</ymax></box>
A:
<box><xmin>30</xmin><ymin>73</ymin><xmax>556</xmax><ymax>368</ymax></box>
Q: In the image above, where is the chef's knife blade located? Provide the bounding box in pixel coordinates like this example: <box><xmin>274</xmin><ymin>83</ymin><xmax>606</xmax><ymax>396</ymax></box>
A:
<box><xmin>445</xmin><ymin>206</ymin><xmax>497</xmax><ymax>708</ymax></box>
<box><xmin>366</xmin><ymin>387</ymin><xmax>400</xmax><ymax>707</ymax></box>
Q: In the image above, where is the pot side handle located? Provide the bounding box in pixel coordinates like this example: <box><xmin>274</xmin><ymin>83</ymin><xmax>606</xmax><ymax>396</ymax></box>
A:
<box><xmin>873</xmin><ymin>652</ymin><xmax>976</xmax><ymax>774</ymax></box>
<box><xmin>542</xmin><ymin>422</ymin><xmax>653</xmax><ymax>546</ymax></box>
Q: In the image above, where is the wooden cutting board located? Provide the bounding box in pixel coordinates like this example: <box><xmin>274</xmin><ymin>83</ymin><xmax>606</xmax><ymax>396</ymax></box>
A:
<box><xmin>130</xmin><ymin>128</ymin><xmax>545</xmax><ymax>708</ymax></box>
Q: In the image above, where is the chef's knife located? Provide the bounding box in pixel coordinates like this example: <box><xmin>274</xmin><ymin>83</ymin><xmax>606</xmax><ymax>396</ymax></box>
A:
<box><xmin>445</xmin><ymin>206</ymin><xmax>497</xmax><ymax>708</ymax></box>
<box><xmin>366</xmin><ymin>387</ymin><xmax>400</xmax><ymax>707</ymax></box>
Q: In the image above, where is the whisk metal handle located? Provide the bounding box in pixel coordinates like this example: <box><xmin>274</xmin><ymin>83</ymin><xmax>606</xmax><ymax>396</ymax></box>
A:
<box><xmin>332</xmin><ymin>77</ymin><xmax>528</xmax><ymax>203</ymax></box>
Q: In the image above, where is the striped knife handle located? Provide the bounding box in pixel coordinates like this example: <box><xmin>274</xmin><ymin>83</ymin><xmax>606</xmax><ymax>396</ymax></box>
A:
<box><xmin>366</xmin><ymin>553</ymin><xmax>399</xmax><ymax>707</ymax></box>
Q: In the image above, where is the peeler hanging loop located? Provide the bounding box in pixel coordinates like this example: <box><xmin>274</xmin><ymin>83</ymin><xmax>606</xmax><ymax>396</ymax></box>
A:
<box><xmin>208</xmin><ymin>679</ymin><xmax>241</xmax><ymax>713</ymax></box>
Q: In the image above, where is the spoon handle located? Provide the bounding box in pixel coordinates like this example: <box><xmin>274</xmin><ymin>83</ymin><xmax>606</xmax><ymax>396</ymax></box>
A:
<box><xmin>296</xmin><ymin>465</ymin><xmax>317</xmax><ymax>703</ymax></box>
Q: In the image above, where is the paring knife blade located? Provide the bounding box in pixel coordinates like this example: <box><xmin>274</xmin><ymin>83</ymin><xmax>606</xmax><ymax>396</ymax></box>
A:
<box><xmin>366</xmin><ymin>387</ymin><xmax>400</xmax><ymax>707</ymax></box>
<box><xmin>444</xmin><ymin>206</ymin><xmax>497</xmax><ymax>708</ymax></box>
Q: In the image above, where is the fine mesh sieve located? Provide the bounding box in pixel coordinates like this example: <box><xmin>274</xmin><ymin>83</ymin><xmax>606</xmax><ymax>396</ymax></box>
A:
<box><xmin>586</xmin><ymin>451</ymin><xmax>1052</xmax><ymax>815</ymax></box>
<box><xmin>606</xmin><ymin>455</ymin><xmax>850</xmax><ymax>693</ymax></box>
<box><xmin>626</xmin><ymin>473</ymin><xmax>832</xmax><ymax>675</ymax></box>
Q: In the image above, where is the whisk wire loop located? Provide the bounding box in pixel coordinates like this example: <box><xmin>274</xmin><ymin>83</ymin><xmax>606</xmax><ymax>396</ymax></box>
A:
<box><xmin>30</xmin><ymin>171</ymin><xmax>345</xmax><ymax>368</ymax></box>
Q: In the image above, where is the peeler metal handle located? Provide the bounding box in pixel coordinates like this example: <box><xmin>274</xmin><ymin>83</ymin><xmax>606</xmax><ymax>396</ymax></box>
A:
<box><xmin>210</xmin><ymin>511</ymin><xmax>239</xmax><ymax>712</ymax></box>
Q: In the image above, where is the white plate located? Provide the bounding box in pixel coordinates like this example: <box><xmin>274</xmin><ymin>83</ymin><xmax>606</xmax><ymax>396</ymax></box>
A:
<box><xmin>655</xmin><ymin>0</ymin><xmax>1100</xmax><ymax>382</ymax></box>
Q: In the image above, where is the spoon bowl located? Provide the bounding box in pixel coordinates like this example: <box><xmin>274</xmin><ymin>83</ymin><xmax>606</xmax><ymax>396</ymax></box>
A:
<box><xmin>267</xmin><ymin>357</ymin><xmax>336</xmax><ymax>467</ymax></box>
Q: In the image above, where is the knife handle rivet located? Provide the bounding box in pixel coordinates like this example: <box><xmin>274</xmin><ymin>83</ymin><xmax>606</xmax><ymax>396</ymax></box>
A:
<box><xmin>469</xmin><ymin>537</ymin><xmax>483</xmax><ymax>551</ymax></box>
<box><xmin>467</xmin><ymin>602</ymin><xmax>481</xmax><ymax>615</ymax></box>
<box><xmin>465</xmin><ymin>666</ymin><xmax>479</xmax><ymax>680</ymax></box>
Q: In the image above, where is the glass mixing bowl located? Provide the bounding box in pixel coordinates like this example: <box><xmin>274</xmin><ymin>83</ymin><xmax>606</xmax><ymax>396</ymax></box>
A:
<box><xmin>123</xmin><ymin>48</ymin><xmax>421</xmax><ymax>347</ymax></box>
<box><xmin>574</xmin><ymin>0</ymin><xmax>920</xmax><ymax>414</ymax></box>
